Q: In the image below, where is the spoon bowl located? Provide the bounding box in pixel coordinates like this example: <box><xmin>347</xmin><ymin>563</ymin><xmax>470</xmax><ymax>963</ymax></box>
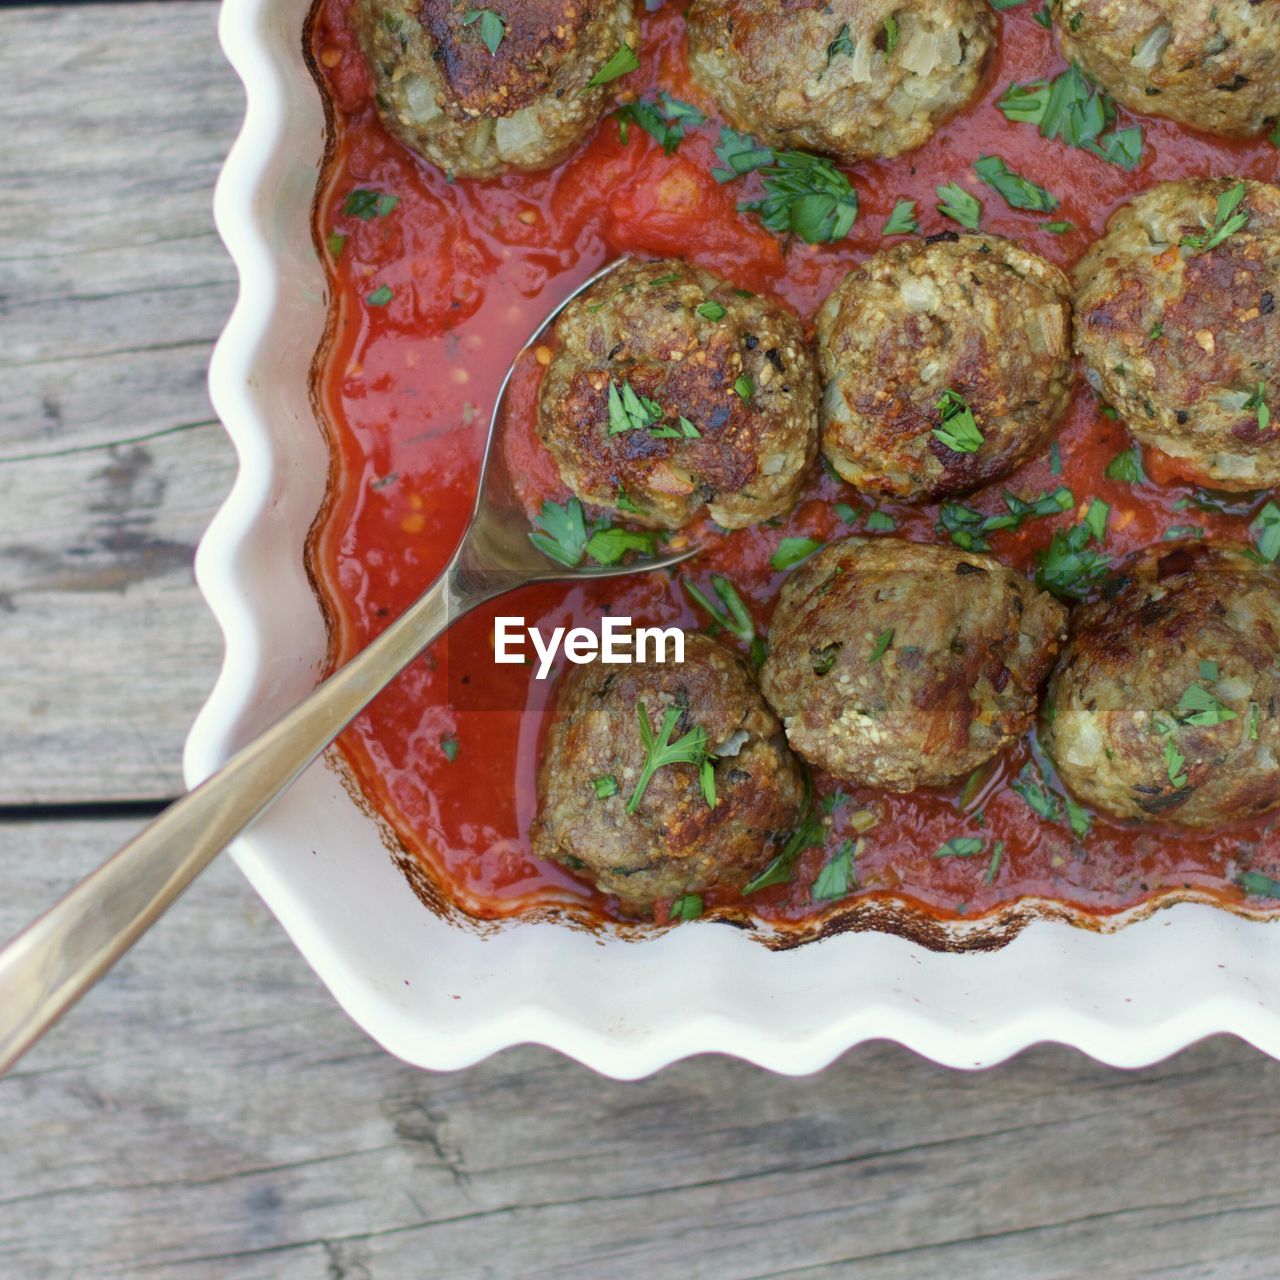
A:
<box><xmin>0</xmin><ymin>255</ymin><xmax>697</xmax><ymax>1076</ymax></box>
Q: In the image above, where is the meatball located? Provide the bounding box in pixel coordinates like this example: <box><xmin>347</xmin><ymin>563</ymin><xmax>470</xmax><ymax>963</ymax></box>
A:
<box><xmin>816</xmin><ymin>233</ymin><xmax>1075</xmax><ymax>503</ymax></box>
<box><xmin>351</xmin><ymin>0</ymin><xmax>638</xmax><ymax>179</ymax></box>
<box><xmin>531</xmin><ymin>633</ymin><xmax>806</xmax><ymax>916</ymax></box>
<box><xmin>686</xmin><ymin>0</ymin><xmax>996</xmax><ymax>162</ymax></box>
<box><xmin>1053</xmin><ymin>0</ymin><xmax>1280</xmax><ymax>138</ymax></box>
<box><xmin>1041</xmin><ymin>542</ymin><xmax>1280</xmax><ymax>828</ymax></box>
<box><xmin>1074</xmin><ymin>179</ymin><xmax>1280</xmax><ymax>492</ymax></box>
<box><xmin>759</xmin><ymin>538</ymin><xmax>1068</xmax><ymax>790</ymax></box>
<box><xmin>537</xmin><ymin>258</ymin><xmax>820</xmax><ymax>530</ymax></box>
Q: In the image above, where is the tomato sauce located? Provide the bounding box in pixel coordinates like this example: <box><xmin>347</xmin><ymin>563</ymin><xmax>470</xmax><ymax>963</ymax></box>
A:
<box><xmin>306</xmin><ymin>0</ymin><xmax>1280</xmax><ymax>936</ymax></box>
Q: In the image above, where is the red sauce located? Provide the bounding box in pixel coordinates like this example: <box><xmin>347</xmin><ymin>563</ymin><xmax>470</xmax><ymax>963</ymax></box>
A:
<box><xmin>307</xmin><ymin>1</ymin><xmax>1280</xmax><ymax>931</ymax></box>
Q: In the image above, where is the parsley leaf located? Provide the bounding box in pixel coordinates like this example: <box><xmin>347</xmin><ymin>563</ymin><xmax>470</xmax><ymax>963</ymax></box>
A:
<box><xmin>812</xmin><ymin>838</ymin><xmax>858</xmax><ymax>901</ymax></box>
<box><xmin>529</xmin><ymin>498</ymin><xmax>591</xmax><ymax>566</ymax></box>
<box><xmin>697</xmin><ymin>300</ymin><xmax>727</xmax><ymax>321</ymax></box>
<box><xmin>1177</xmin><ymin>683</ymin><xmax>1237</xmax><ymax>726</ymax></box>
<box><xmin>1035</xmin><ymin>500</ymin><xmax>1113</xmax><ymax>601</ymax></box>
<box><xmin>745</xmin><ymin>774</ymin><xmax>826</xmax><ymax>893</ymax></box>
<box><xmin>586</xmin><ymin>44</ymin><xmax>639</xmax><ymax>90</ymax></box>
<box><xmin>1012</xmin><ymin>763</ymin><xmax>1062</xmax><ymax>821</ymax></box>
<box><xmin>343</xmin><ymin>188</ymin><xmax>399</xmax><ymax>220</ymax></box>
<box><xmin>592</xmin><ymin>776</ymin><xmax>618</xmax><ymax>799</ymax></box>
<box><xmin>585</xmin><ymin>526</ymin><xmax>656</xmax><ymax>565</ymax></box>
<box><xmin>1238</xmin><ymin>871</ymin><xmax>1280</xmax><ymax>899</ymax></box>
<box><xmin>616</xmin><ymin>92</ymin><xmax>705</xmax><ymax>153</ymax></box>
<box><xmin>711</xmin><ymin>127</ymin><xmax>775</xmax><ymax>182</ymax></box>
<box><xmin>669</xmin><ymin>893</ymin><xmax>703</xmax><ymax>921</ymax></box>
<box><xmin>936</xmin><ymin>837</ymin><xmax>986</xmax><ymax>858</ymax></box>
<box><xmin>462</xmin><ymin>8</ymin><xmax>505</xmax><ymax>56</ymax></box>
<box><xmin>882</xmin><ymin>199</ymin><xmax>919</xmax><ymax>236</ymax></box>
<box><xmin>1244</xmin><ymin>381</ymin><xmax>1272</xmax><ymax>431</ymax></box>
<box><xmin>974</xmin><ymin>155</ymin><xmax>1059</xmax><ymax>212</ymax></box>
<box><xmin>933</xmin><ymin>388</ymin><xmax>984</xmax><ymax>452</ymax></box>
<box><xmin>607</xmin><ymin>379</ymin><xmax>664</xmax><ymax>434</ymax></box>
<box><xmin>869</xmin><ymin>628</ymin><xmax>894</xmax><ymax>663</ymax></box>
<box><xmin>1251</xmin><ymin>501</ymin><xmax>1280</xmax><ymax>562</ymax></box>
<box><xmin>997</xmin><ymin>63</ymin><xmax>1144</xmax><ymax>170</ymax></box>
<box><xmin>627</xmin><ymin>703</ymin><xmax>715</xmax><ymax>814</ymax></box>
<box><xmin>826</xmin><ymin>23</ymin><xmax>855</xmax><ymax>65</ymax></box>
<box><xmin>1181</xmin><ymin>181</ymin><xmax>1249</xmax><ymax>253</ymax></box>
<box><xmin>935</xmin><ymin>182</ymin><xmax>983</xmax><ymax>229</ymax></box>
<box><xmin>365</xmin><ymin>285</ymin><xmax>393</xmax><ymax>306</ymax></box>
<box><xmin>1105</xmin><ymin>448</ymin><xmax>1146</xmax><ymax>484</ymax></box>
<box><xmin>937</xmin><ymin>486</ymin><xmax>1073</xmax><ymax>551</ymax></box>
<box><xmin>734</xmin><ymin>374</ymin><xmax>755</xmax><ymax>401</ymax></box>
<box><xmin>866</xmin><ymin>510</ymin><xmax>897</xmax><ymax>532</ymax></box>
<box><xmin>772</xmin><ymin>537</ymin><xmax>823</xmax><ymax>570</ymax></box>
<box><xmin>740</xmin><ymin>150</ymin><xmax>860</xmax><ymax>244</ymax></box>
<box><xmin>1164</xmin><ymin>737</ymin><xmax>1188</xmax><ymax>788</ymax></box>
<box><xmin>440</xmin><ymin>735</ymin><xmax>459</xmax><ymax>762</ymax></box>
<box><xmin>683</xmin><ymin>574</ymin><xmax>766</xmax><ymax>668</ymax></box>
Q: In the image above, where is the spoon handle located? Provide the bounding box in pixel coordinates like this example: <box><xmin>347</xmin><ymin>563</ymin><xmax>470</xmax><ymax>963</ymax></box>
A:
<box><xmin>0</xmin><ymin>554</ymin><xmax>482</xmax><ymax>1076</ymax></box>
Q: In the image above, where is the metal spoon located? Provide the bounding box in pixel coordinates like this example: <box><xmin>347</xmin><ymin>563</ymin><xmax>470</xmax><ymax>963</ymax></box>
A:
<box><xmin>0</xmin><ymin>256</ymin><xmax>694</xmax><ymax>1075</ymax></box>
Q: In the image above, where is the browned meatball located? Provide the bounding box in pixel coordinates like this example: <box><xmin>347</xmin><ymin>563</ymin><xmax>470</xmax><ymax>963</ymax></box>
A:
<box><xmin>759</xmin><ymin>538</ymin><xmax>1068</xmax><ymax>790</ymax></box>
<box><xmin>537</xmin><ymin>258</ymin><xmax>820</xmax><ymax>530</ymax></box>
<box><xmin>1053</xmin><ymin>0</ymin><xmax>1280</xmax><ymax>138</ymax></box>
<box><xmin>1041</xmin><ymin>542</ymin><xmax>1280</xmax><ymax>828</ymax></box>
<box><xmin>686</xmin><ymin>0</ymin><xmax>996</xmax><ymax>162</ymax></box>
<box><xmin>1074</xmin><ymin>179</ymin><xmax>1280</xmax><ymax>492</ymax></box>
<box><xmin>531</xmin><ymin>633</ymin><xmax>806</xmax><ymax>916</ymax></box>
<box><xmin>352</xmin><ymin>0</ymin><xmax>638</xmax><ymax>179</ymax></box>
<box><xmin>816</xmin><ymin>233</ymin><xmax>1075</xmax><ymax>503</ymax></box>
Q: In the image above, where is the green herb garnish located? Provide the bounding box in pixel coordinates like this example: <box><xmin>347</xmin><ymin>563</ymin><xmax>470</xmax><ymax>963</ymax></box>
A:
<box><xmin>683</xmin><ymin>574</ymin><xmax>766</xmax><ymax>667</ymax></box>
<box><xmin>881</xmin><ymin>199</ymin><xmax>919</xmax><ymax>236</ymax></box>
<box><xmin>974</xmin><ymin>155</ymin><xmax>1059</xmax><ymax>212</ymax></box>
<box><xmin>461</xmin><ymin>8</ymin><xmax>505</xmax><ymax>56</ymax></box>
<box><xmin>586</xmin><ymin>44</ymin><xmax>639</xmax><ymax>90</ymax></box>
<box><xmin>1035</xmin><ymin>501</ymin><xmax>1113</xmax><ymax>601</ymax></box>
<box><xmin>365</xmin><ymin>285</ymin><xmax>393</xmax><ymax>306</ymax></box>
<box><xmin>1177</xmin><ymin>683</ymin><xmax>1237</xmax><ymax>727</ymax></box>
<box><xmin>771</xmin><ymin>537</ymin><xmax>824</xmax><ymax>570</ymax></box>
<box><xmin>936</xmin><ymin>837</ymin><xmax>986</xmax><ymax>858</ymax></box>
<box><xmin>593</xmin><ymin>775</ymin><xmax>618</xmax><ymax>799</ymax></box>
<box><xmin>440</xmin><ymin>735</ymin><xmax>459</xmax><ymax>763</ymax></box>
<box><xmin>933</xmin><ymin>388</ymin><xmax>984</xmax><ymax>453</ymax></box>
<box><xmin>1180</xmin><ymin>181</ymin><xmax>1249</xmax><ymax>253</ymax></box>
<box><xmin>616</xmin><ymin>93</ymin><xmax>705</xmax><ymax>153</ymax></box>
<box><xmin>343</xmin><ymin>189</ymin><xmax>399</xmax><ymax>220</ymax></box>
<box><xmin>812</xmin><ymin>838</ymin><xmax>858</xmax><ymax>901</ymax></box>
<box><xmin>740</xmin><ymin>150</ymin><xmax>860</xmax><ymax>244</ymax></box>
<box><xmin>1105</xmin><ymin>448</ymin><xmax>1145</xmax><ymax>484</ymax></box>
<box><xmin>935</xmin><ymin>182</ymin><xmax>983</xmax><ymax>229</ymax></box>
<box><xmin>669</xmin><ymin>893</ymin><xmax>703</xmax><ymax>921</ymax></box>
<box><xmin>607</xmin><ymin>379</ymin><xmax>664</xmax><ymax>434</ymax></box>
<box><xmin>626</xmin><ymin>703</ymin><xmax>715</xmax><ymax>815</ymax></box>
<box><xmin>938</xmin><ymin>487</ymin><xmax>1073</xmax><ymax>551</ymax></box>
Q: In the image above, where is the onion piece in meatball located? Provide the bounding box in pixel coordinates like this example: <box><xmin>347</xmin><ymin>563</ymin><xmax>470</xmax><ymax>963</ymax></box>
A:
<box><xmin>816</xmin><ymin>233</ymin><xmax>1075</xmax><ymax>503</ymax></box>
<box><xmin>1053</xmin><ymin>0</ymin><xmax>1280</xmax><ymax>138</ymax></box>
<box><xmin>531</xmin><ymin>633</ymin><xmax>806</xmax><ymax>917</ymax></box>
<box><xmin>1074</xmin><ymin>178</ymin><xmax>1280</xmax><ymax>492</ymax></box>
<box><xmin>686</xmin><ymin>0</ymin><xmax>996</xmax><ymax>162</ymax></box>
<box><xmin>759</xmin><ymin>537</ymin><xmax>1068</xmax><ymax>790</ymax></box>
<box><xmin>537</xmin><ymin>258</ymin><xmax>821</xmax><ymax>530</ymax></box>
<box><xmin>1041</xmin><ymin>541</ymin><xmax>1280</xmax><ymax>828</ymax></box>
<box><xmin>352</xmin><ymin>0</ymin><xmax>638</xmax><ymax>179</ymax></box>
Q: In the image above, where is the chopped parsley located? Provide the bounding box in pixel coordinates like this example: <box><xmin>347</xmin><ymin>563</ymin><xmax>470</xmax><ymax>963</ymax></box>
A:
<box><xmin>935</xmin><ymin>182</ymin><xmax>983</xmax><ymax>230</ymax></box>
<box><xmin>936</xmin><ymin>837</ymin><xmax>986</xmax><ymax>858</ymax></box>
<box><xmin>607</xmin><ymin>379</ymin><xmax>664</xmax><ymax>434</ymax></box>
<box><xmin>826</xmin><ymin>23</ymin><xmax>855</xmax><ymax>65</ymax></box>
<box><xmin>933</xmin><ymin>388</ymin><xmax>984</xmax><ymax>453</ymax></box>
<box><xmin>1064</xmin><ymin>797</ymin><xmax>1092</xmax><ymax>841</ymax></box>
<box><xmin>882</xmin><ymin>15</ymin><xmax>900</xmax><ymax>53</ymax></box>
<box><xmin>1180</xmin><ymin>181</ymin><xmax>1249</xmax><ymax>253</ymax></box>
<box><xmin>365</xmin><ymin>285</ymin><xmax>393</xmax><ymax>306</ymax></box>
<box><xmin>616</xmin><ymin>93</ymin><xmax>705</xmax><ymax>153</ymax></box>
<box><xmin>585</xmin><ymin>526</ymin><xmax>657</xmax><ymax>565</ymax></box>
<box><xmin>812</xmin><ymin>838</ymin><xmax>858</xmax><ymax>901</ymax></box>
<box><xmin>987</xmin><ymin>0</ymin><xmax>1029</xmax><ymax>8</ymax></box>
<box><xmin>734</xmin><ymin>374</ymin><xmax>755</xmax><ymax>401</ymax></box>
<box><xmin>984</xmin><ymin>840</ymin><xmax>1006</xmax><ymax>883</ymax></box>
<box><xmin>461</xmin><ymin>8</ymin><xmax>505</xmax><ymax>56</ymax></box>
<box><xmin>868</xmin><ymin>628</ymin><xmax>894</xmax><ymax>663</ymax></box>
<box><xmin>1042</xmin><ymin>220</ymin><xmax>1075</xmax><ymax>234</ymax></box>
<box><xmin>326</xmin><ymin>232</ymin><xmax>347</xmax><ymax>259</ymax></box>
<box><xmin>834</xmin><ymin>502</ymin><xmax>860</xmax><ymax>524</ymax></box>
<box><xmin>974</xmin><ymin>155</ymin><xmax>1059</xmax><ymax>212</ymax></box>
<box><xmin>937</xmin><ymin>486</ymin><xmax>1073</xmax><ymax>551</ymax></box>
<box><xmin>1251</xmin><ymin>501</ymin><xmax>1280</xmax><ymax>562</ymax></box>
<box><xmin>739</xmin><ymin>149</ymin><xmax>860</xmax><ymax>244</ymax></box>
<box><xmin>626</xmin><ymin>703</ymin><xmax>715</xmax><ymax>814</ymax></box>
<box><xmin>586</xmin><ymin>44</ymin><xmax>640</xmax><ymax>90</ymax></box>
<box><xmin>1237</xmin><ymin>871</ymin><xmax>1280</xmax><ymax>899</ymax></box>
<box><xmin>997</xmin><ymin>62</ymin><xmax>1143</xmax><ymax>170</ymax></box>
<box><xmin>696</xmin><ymin>300</ymin><xmax>727</xmax><ymax>321</ymax></box>
<box><xmin>683</xmin><ymin>574</ymin><xmax>766</xmax><ymax>667</ymax></box>
<box><xmin>669</xmin><ymin>893</ymin><xmax>703</xmax><ymax>921</ymax></box>
<box><xmin>1032</xmin><ymin>3</ymin><xmax>1052</xmax><ymax>27</ymax></box>
<box><xmin>711</xmin><ymin>127</ymin><xmax>775</xmax><ymax>182</ymax></box>
<box><xmin>881</xmin><ymin>199</ymin><xmax>919</xmax><ymax>236</ymax></box>
<box><xmin>529</xmin><ymin>498</ymin><xmax>654</xmax><ymax>568</ymax></box>
<box><xmin>1244</xmin><ymin>382</ymin><xmax>1272</xmax><ymax>431</ymax></box>
<box><xmin>592</xmin><ymin>775</ymin><xmax>618</xmax><ymax>799</ymax></box>
<box><xmin>1163</xmin><ymin>737</ymin><xmax>1188</xmax><ymax>789</ymax></box>
<box><xmin>1104</xmin><ymin>448</ymin><xmax>1146</xmax><ymax>484</ymax></box>
<box><xmin>745</xmin><ymin>782</ymin><xmax>826</xmax><ymax>893</ymax></box>
<box><xmin>1035</xmin><ymin>500</ymin><xmax>1113</xmax><ymax>601</ymax></box>
<box><xmin>343</xmin><ymin>188</ymin><xmax>399</xmax><ymax>220</ymax></box>
<box><xmin>1011</xmin><ymin>764</ymin><xmax>1062</xmax><ymax>822</ymax></box>
<box><xmin>1177</xmin><ymin>683</ymin><xmax>1237</xmax><ymax>727</ymax></box>
<box><xmin>440</xmin><ymin>735</ymin><xmax>459</xmax><ymax>763</ymax></box>
<box><xmin>865</xmin><ymin>510</ymin><xmax>897</xmax><ymax>532</ymax></box>
<box><xmin>771</xmin><ymin>537</ymin><xmax>824</xmax><ymax>570</ymax></box>
<box><xmin>1248</xmin><ymin>702</ymin><xmax>1262</xmax><ymax>740</ymax></box>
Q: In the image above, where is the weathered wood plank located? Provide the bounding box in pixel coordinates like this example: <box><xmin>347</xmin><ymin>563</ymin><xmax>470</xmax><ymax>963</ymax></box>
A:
<box><xmin>0</xmin><ymin>1</ymin><xmax>243</xmax><ymax>800</ymax></box>
<box><xmin>3</xmin><ymin>818</ymin><xmax>1280</xmax><ymax>1280</ymax></box>
<box><xmin>0</xmin><ymin>3</ymin><xmax>239</xmax><ymax>460</ymax></box>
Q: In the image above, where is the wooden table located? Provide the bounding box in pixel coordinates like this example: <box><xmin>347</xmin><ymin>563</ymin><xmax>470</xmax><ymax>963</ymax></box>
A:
<box><xmin>3</xmin><ymin>4</ymin><xmax>1279</xmax><ymax>1276</ymax></box>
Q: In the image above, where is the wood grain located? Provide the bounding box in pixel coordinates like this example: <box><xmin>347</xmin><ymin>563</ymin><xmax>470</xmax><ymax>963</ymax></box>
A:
<box><xmin>0</xmin><ymin>1</ymin><xmax>240</xmax><ymax>802</ymax></box>
<box><xmin>4</xmin><ymin>818</ymin><xmax>1280</xmax><ymax>1280</ymax></box>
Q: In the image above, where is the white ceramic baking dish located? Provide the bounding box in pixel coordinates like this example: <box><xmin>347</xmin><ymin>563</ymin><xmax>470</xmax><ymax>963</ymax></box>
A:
<box><xmin>188</xmin><ymin>0</ymin><xmax>1280</xmax><ymax>1077</ymax></box>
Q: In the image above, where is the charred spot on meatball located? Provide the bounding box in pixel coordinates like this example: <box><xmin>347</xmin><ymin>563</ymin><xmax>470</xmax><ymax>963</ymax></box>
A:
<box><xmin>816</xmin><ymin>234</ymin><xmax>1075</xmax><ymax>503</ymax></box>
<box><xmin>686</xmin><ymin>0</ymin><xmax>996</xmax><ymax>162</ymax></box>
<box><xmin>1074</xmin><ymin>178</ymin><xmax>1280</xmax><ymax>492</ymax></box>
<box><xmin>530</xmin><ymin>633</ymin><xmax>806</xmax><ymax>917</ymax></box>
<box><xmin>759</xmin><ymin>538</ymin><xmax>1068</xmax><ymax>790</ymax></box>
<box><xmin>352</xmin><ymin>0</ymin><xmax>638</xmax><ymax>179</ymax></box>
<box><xmin>1053</xmin><ymin>0</ymin><xmax>1280</xmax><ymax>138</ymax></box>
<box><xmin>537</xmin><ymin>258</ymin><xmax>821</xmax><ymax>530</ymax></box>
<box><xmin>1041</xmin><ymin>542</ymin><xmax>1280</xmax><ymax>828</ymax></box>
